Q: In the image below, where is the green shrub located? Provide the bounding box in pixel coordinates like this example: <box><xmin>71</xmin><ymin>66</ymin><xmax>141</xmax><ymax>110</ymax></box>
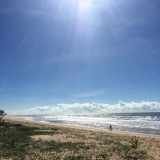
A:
<box><xmin>130</xmin><ymin>139</ymin><xmax>139</xmax><ymax>149</ymax></box>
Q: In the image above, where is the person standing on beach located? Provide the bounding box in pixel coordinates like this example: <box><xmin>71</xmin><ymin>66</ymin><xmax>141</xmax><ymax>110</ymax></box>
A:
<box><xmin>109</xmin><ymin>125</ymin><xmax>112</xmax><ymax>131</ymax></box>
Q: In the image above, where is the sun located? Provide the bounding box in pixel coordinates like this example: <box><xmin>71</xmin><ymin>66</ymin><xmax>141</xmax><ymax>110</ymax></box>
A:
<box><xmin>77</xmin><ymin>0</ymin><xmax>92</xmax><ymax>11</ymax></box>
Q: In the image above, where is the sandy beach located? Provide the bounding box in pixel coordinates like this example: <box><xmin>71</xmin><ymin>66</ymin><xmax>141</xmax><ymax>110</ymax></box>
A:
<box><xmin>1</xmin><ymin>116</ymin><xmax>160</xmax><ymax>160</ymax></box>
<box><xmin>3</xmin><ymin>116</ymin><xmax>160</xmax><ymax>139</ymax></box>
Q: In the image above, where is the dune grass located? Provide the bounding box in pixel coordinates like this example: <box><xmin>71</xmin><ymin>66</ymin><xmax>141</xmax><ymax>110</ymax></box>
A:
<box><xmin>0</xmin><ymin>118</ymin><xmax>157</xmax><ymax>160</ymax></box>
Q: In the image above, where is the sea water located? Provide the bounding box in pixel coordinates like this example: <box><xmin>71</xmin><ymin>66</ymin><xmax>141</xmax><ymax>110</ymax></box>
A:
<box><xmin>11</xmin><ymin>112</ymin><xmax>160</xmax><ymax>136</ymax></box>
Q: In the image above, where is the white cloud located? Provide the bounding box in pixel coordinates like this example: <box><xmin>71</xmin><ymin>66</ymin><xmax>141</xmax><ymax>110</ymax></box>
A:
<box><xmin>6</xmin><ymin>101</ymin><xmax>160</xmax><ymax>115</ymax></box>
<box><xmin>74</xmin><ymin>90</ymin><xmax>105</xmax><ymax>98</ymax></box>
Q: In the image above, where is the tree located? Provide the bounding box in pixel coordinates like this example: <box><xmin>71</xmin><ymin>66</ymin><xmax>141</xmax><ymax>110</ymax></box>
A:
<box><xmin>0</xmin><ymin>110</ymin><xmax>6</xmax><ymax>116</ymax></box>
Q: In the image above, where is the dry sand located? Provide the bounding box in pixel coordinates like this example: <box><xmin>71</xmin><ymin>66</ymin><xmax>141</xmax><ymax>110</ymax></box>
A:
<box><xmin>3</xmin><ymin>116</ymin><xmax>160</xmax><ymax>160</ymax></box>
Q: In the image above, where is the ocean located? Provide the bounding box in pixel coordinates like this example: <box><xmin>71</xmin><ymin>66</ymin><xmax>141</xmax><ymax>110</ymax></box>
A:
<box><xmin>10</xmin><ymin>112</ymin><xmax>160</xmax><ymax>136</ymax></box>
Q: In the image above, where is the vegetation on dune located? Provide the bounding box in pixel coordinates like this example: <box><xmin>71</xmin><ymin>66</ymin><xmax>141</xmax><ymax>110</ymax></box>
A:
<box><xmin>130</xmin><ymin>138</ymin><xmax>139</xmax><ymax>149</ymax></box>
<box><xmin>0</xmin><ymin>110</ymin><xmax>6</xmax><ymax>116</ymax></box>
<box><xmin>0</xmin><ymin>118</ymin><xmax>156</xmax><ymax>160</ymax></box>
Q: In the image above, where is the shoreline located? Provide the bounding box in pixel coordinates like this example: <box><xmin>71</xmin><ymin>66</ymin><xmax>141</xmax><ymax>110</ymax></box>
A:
<box><xmin>3</xmin><ymin>116</ymin><xmax>160</xmax><ymax>140</ymax></box>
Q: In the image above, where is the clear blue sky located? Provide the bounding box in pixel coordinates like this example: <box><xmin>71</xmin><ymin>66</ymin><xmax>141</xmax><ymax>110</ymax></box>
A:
<box><xmin>0</xmin><ymin>0</ymin><xmax>160</xmax><ymax>113</ymax></box>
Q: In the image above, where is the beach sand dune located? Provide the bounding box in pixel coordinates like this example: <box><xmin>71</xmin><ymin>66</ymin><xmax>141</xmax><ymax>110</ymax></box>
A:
<box><xmin>2</xmin><ymin>116</ymin><xmax>160</xmax><ymax>160</ymax></box>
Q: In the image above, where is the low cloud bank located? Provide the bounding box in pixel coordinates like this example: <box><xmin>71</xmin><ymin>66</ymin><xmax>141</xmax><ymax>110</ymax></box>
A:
<box><xmin>7</xmin><ymin>101</ymin><xmax>160</xmax><ymax>115</ymax></box>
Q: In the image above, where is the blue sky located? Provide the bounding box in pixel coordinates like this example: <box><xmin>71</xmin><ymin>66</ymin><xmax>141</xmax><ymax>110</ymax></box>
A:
<box><xmin>0</xmin><ymin>0</ymin><xmax>160</xmax><ymax>113</ymax></box>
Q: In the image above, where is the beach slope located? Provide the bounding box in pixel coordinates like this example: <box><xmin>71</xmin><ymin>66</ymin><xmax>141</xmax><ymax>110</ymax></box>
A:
<box><xmin>1</xmin><ymin>116</ymin><xmax>160</xmax><ymax>160</ymax></box>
